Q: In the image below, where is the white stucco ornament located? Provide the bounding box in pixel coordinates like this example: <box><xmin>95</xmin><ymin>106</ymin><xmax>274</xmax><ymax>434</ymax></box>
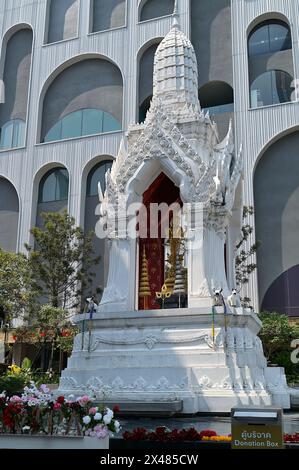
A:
<box><xmin>59</xmin><ymin>9</ymin><xmax>291</xmax><ymax>412</ymax></box>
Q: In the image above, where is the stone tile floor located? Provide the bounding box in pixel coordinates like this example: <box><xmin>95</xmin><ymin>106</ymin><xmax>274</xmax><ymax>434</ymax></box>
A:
<box><xmin>117</xmin><ymin>412</ymin><xmax>299</xmax><ymax>437</ymax></box>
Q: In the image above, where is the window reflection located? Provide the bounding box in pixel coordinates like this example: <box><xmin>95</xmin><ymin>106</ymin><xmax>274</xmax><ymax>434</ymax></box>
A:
<box><xmin>44</xmin><ymin>109</ymin><xmax>121</xmax><ymax>143</ymax></box>
<box><xmin>0</xmin><ymin>119</ymin><xmax>25</xmax><ymax>150</ymax></box>
<box><xmin>87</xmin><ymin>161</ymin><xmax>113</xmax><ymax>197</ymax></box>
<box><xmin>38</xmin><ymin>168</ymin><xmax>69</xmax><ymax>203</ymax></box>
<box><xmin>248</xmin><ymin>20</ymin><xmax>292</xmax><ymax>57</ymax></box>
<box><xmin>248</xmin><ymin>20</ymin><xmax>293</xmax><ymax>108</ymax></box>
<box><xmin>250</xmin><ymin>70</ymin><xmax>293</xmax><ymax>108</ymax></box>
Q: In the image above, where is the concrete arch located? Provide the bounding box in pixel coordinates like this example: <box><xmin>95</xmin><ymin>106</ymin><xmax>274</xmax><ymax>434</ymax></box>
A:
<box><xmin>253</xmin><ymin>124</ymin><xmax>299</xmax><ymax>174</ymax></box>
<box><xmin>37</xmin><ymin>54</ymin><xmax>124</xmax><ymax>143</ymax></box>
<box><xmin>247</xmin><ymin>16</ymin><xmax>294</xmax><ymax>109</ymax></box>
<box><xmin>45</xmin><ymin>0</ymin><xmax>79</xmax><ymax>44</ymax></box>
<box><xmin>191</xmin><ymin>0</ymin><xmax>233</xmax><ymax>88</ymax></box>
<box><xmin>199</xmin><ymin>81</ymin><xmax>234</xmax><ymax>141</ymax></box>
<box><xmin>31</xmin><ymin>163</ymin><xmax>70</xmax><ymax>230</ymax></box>
<box><xmin>82</xmin><ymin>156</ymin><xmax>114</xmax><ymax>298</ymax></box>
<box><xmin>138</xmin><ymin>0</ymin><xmax>174</xmax><ymax>22</ymax></box>
<box><xmin>0</xmin><ymin>176</ymin><xmax>20</xmax><ymax>252</ymax></box>
<box><xmin>80</xmin><ymin>154</ymin><xmax>115</xmax><ymax>225</ymax></box>
<box><xmin>90</xmin><ymin>0</ymin><xmax>126</xmax><ymax>33</ymax></box>
<box><xmin>137</xmin><ymin>38</ymin><xmax>162</xmax><ymax>123</ymax></box>
<box><xmin>254</xmin><ymin>130</ymin><xmax>299</xmax><ymax>317</ymax></box>
<box><xmin>0</xmin><ymin>24</ymin><xmax>33</xmax><ymax>149</ymax></box>
<box><xmin>246</xmin><ymin>12</ymin><xmax>291</xmax><ymax>37</ymax></box>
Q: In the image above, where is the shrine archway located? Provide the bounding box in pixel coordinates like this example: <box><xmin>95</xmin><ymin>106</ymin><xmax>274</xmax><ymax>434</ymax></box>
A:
<box><xmin>137</xmin><ymin>173</ymin><xmax>185</xmax><ymax>310</ymax></box>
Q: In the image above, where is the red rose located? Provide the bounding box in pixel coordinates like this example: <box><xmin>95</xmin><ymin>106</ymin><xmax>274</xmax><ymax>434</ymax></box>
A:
<box><xmin>56</xmin><ymin>396</ymin><xmax>65</xmax><ymax>404</ymax></box>
<box><xmin>113</xmin><ymin>405</ymin><xmax>120</xmax><ymax>413</ymax></box>
<box><xmin>40</xmin><ymin>331</ymin><xmax>46</xmax><ymax>338</ymax></box>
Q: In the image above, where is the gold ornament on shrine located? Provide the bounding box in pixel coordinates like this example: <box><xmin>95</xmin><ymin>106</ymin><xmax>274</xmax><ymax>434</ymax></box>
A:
<box><xmin>139</xmin><ymin>246</ymin><xmax>151</xmax><ymax>310</ymax></box>
<box><xmin>155</xmin><ymin>283</ymin><xmax>172</xmax><ymax>309</ymax></box>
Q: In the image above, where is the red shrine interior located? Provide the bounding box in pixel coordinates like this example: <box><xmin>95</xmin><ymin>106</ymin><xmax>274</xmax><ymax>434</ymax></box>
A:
<box><xmin>138</xmin><ymin>173</ymin><xmax>182</xmax><ymax>310</ymax></box>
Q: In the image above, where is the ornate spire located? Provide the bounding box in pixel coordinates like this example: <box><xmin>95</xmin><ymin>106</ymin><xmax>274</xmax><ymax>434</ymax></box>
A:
<box><xmin>172</xmin><ymin>0</ymin><xmax>179</xmax><ymax>28</ymax></box>
<box><xmin>152</xmin><ymin>2</ymin><xmax>200</xmax><ymax>117</ymax></box>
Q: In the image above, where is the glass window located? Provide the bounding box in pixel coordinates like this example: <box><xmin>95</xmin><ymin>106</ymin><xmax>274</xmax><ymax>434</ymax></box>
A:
<box><xmin>44</xmin><ymin>109</ymin><xmax>121</xmax><ymax>143</ymax></box>
<box><xmin>202</xmin><ymin>103</ymin><xmax>234</xmax><ymax>116</ymax></box>
<box><xmin>44</xmin><ymin>121</ymin><xmax>62</xmax><ymax>143</ymax></box>
<box><xmin>103</xmin><ymin>112</ymin><xmax>121</xmax><ymax>133</ymax></box>
<box><xmin>87</xmin><ymin>161</ymin><xmax>113</xmax><ymax>197</ymax></box>
<box><xmin>249</xmin><ymin>20</ymin><xmax>292</xmax><ymax>57</ymax></box>
<box><xmin>39</xmin><ymin>168</ymin><xmax>69</xmax><ymax>203</ymax></box>
<box><xmin>250</xmin><ymin>70</ymin><xmax>293</xmax><ymax>108</ymax></box>
<box><xmin>61</xmin><ymin>110</ymin><xmax>82</xmax><ymax>140</ymax></box>
<box><xmin>82</xmin><ymin>109</ymin><xmax>103</xmax><ymax>136</ymax></box>
<box><xmin>0</xmin><ymin>119</ymin><xmax>25</xmax><ymax>150</ymax></box>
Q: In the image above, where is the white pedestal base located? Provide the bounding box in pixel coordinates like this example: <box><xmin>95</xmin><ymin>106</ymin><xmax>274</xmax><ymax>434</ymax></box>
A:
<box><xmin>59</xmin><ymin>308</ymin><xmax>291</xmax><ymax>413</ymax></box>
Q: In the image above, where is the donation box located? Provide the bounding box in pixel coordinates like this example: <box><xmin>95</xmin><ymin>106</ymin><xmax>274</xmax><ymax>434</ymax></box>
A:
<box><xmin>231</xmin><ymin>407</ymin><xmax>284</xmax><ymax>449</ymax></box>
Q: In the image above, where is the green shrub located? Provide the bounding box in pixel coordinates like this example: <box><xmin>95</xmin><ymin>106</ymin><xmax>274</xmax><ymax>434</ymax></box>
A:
<box><xmin>0</xmin><ymin>374</ymin><xmax>27</xmax><ymax>397</ymax></box>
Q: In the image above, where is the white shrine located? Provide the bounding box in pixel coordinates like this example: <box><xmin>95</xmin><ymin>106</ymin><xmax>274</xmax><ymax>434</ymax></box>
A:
<box><xmin>59</xmin><ymin>12</ymin><xmax>291</xmax><ymax>412</ymax></box>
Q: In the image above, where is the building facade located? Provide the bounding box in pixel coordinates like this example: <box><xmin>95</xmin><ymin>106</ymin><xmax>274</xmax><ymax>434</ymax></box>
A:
<box><xmin>0</xmin><ymin>0</ymin><xmax>298</xmax><ymax>316</ymax></box>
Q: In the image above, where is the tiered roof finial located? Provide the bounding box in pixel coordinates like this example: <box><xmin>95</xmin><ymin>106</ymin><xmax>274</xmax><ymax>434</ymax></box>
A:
<box><xmin>173</xmin><ymin>0</ymin><xmax>179</xmax><ymax>27</ymax></box>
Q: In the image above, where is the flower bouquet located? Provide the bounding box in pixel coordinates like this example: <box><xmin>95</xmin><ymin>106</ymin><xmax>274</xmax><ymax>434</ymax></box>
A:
<box><xmin>0</xmin><ymin>382</ymin><xmax>120</xmax><ymax>448</ymax></box>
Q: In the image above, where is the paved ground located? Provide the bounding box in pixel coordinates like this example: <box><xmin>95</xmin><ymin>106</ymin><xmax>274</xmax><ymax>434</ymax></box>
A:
<box><xmin>118</xmin><ymin>412</ymin><xmax>299</xmax><ymax>437</ymax></box>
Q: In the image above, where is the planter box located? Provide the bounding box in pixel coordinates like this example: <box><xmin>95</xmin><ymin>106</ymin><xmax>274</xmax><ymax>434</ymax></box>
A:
<box><xmin>0</xmin><ymin>435</ymin><xmax>109</xmax><ymax>450</ymax></box>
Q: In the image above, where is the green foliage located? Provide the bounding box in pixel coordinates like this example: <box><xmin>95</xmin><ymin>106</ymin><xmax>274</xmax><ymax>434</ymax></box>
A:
<box><xmin>15</xmin><ymin>304</ymin><xmax>78</xmax><ymax>371</ymax></box>
<box><xmin>0</xmin><ymin>374</ymin><xmax>27</xmax><ymax>397</ymax></box>
<box><xmin>0</xmin><ymin>364</ymin><xmax>31</xmax><ymax>396</ymax></box>
<box><xmin>25</xmin><ymin>211</ymin><xmax>100</xmax><ymax>309</ymax></box>
<box><xmin>32</xmin><ymin>371</ymin><xmax>60</xmax><ymax>386</ymax></box>
<box><xmin>258</xmin><ymin>312</ymin><xmax>299</xmax><ymax>359</ymax></box>
<box><xmin>258</xmin><ymin>312</ymin><xmax>299</xmax><ymax>383</ymax></box>
<box><xmin>0</xmin><ymin>249</ymin><xmax>36</xmax><ymax>322</ymax></box>
<box><xmin>21</xmin><ymin>357</ymin><xmax>32</xmax><ymax>370</ymax></box>
<box><xmin>235</xmin><ymin>206</ymin><xmax>260</xmax><ymax>307</ymax></box>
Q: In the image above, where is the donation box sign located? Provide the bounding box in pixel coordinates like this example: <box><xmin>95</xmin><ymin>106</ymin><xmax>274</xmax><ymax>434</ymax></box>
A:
<box><xmin>231</xmin><ymin>408</ymin><xmax>284</xmax><ymax>449</ymax></box>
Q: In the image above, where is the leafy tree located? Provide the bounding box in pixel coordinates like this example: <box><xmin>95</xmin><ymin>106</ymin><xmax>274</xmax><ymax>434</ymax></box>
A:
<box><xmin>235</xmin><ymin>206</ymin><xmax>260</xmax><ymax>307</ymax></box>
<box><xmin>25</xmin><ymin>211</ymin><xmax>100</xmax><ymax>309</ymax></box>
<box><xmin>15</xmin><ymin>305</ymin><xmax>77</xmax><ymax>372</ymax></box>
<box><xmin>258</xmin><ymin>311</ymin><xmax>299</xmax><ymax>360</ymax></box>
<box><xmin>0</xmin><ymin>249</ymin><xmax>36</xmax><ymax>324</ymax></box>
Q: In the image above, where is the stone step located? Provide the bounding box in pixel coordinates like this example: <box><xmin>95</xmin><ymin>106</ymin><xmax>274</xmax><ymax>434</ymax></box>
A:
<box><xmin>97</xmin><ymin>400</ymin><xmax>183</xmax><ymax>417</ymax></box>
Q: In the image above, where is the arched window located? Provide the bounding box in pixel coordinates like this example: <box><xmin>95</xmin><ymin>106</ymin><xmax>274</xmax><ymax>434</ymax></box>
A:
<box><xmin>0</xmin><ymin>28</ymin><xmax>33</xmax><ymax>150</ymax></box>
<box><xmin>138</xmin><ymin>41</ymin><xmax>161</xmax><ymax>123</ymax></box>
<box><xmin>84</xmin><ymin>159</ymin><xmax>113</xmax><ymax>298</ymax></box>
<box><xmin>139</xmin><ymin>0</ymin><xmax>174</xmax><ymax>22</ymax></box>
<box><xmin>46</xmin><ymin>0</ymin><xmax>79</xmax><ymax>44</ymax></box>
<box><xmin>250</xmin><ymin>70</ymin><xmax>293</xmax><ymax>108</ymax></box>
<box><xmin>199</xmin><ymin>81</ymin><xmax>234</xmax><ymax>140</ymax></box>
<box><xmin>199</xmin><ymin>81</ymin><xmax>234</xmax><ymax>115</ymax></box>
<box><xmin>87</xmin><ymin>160</ymin><xmax>113</xmax><ymax>197</ymax></box>
<box><xmin>40</xmin><ymin>58</ymin><xmax>123</xmax><ymax>143</ymax></box>
<box><xmin>248</xmin><ymin>19</ymin><xmax>294</xmax><ymax>108</ymax></box>
<box><xmin>254</xmin><ymin>131</ymin><xmax>299</xmax><ymax>317</ymax></box>
<box><xmin>38</xmin><ymin>168</ymin><xmax>69</xmax><ymax>203</ymax></box>
<box><xmin>0</xmin><ymin>177</ymin><xmax>19</xmax><ymax>252</ymax></box>
<box><xmin>248</xmin><ymin>20</ymin><xmax>292</xmax><ymax>56</ymax></box>
<box><xmin>0</xmin><ymin>119</ymin><xmax>25</xmax><ymax>150</ymax></box>
<box><xmin>91</xmin><ymin>0</ymin><xmax>126</xmax><ymax>33</ymax></box>
<box><xmin>44</xmin><ymin>109</ymin><xmax>121</xmax><ymax>143</ymax></box>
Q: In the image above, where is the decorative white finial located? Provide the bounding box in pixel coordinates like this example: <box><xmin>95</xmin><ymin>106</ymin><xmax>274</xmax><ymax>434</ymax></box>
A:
<box><xmin>172</xmin><ymin>0</ymin><xmax>179</xmax><ymax>28</ymax></box>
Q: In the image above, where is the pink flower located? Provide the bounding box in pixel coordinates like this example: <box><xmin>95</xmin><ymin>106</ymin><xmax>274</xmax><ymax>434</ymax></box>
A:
<box><xmin>77</xmin><ymin>395</ymin><xmax>91</xmax><ymax>406</ymax></box>
<box><xmin>94</xmin><ymin>425</ymin><xmax>109</xmax><ymax>439</ymax></box>
<box><xmin>53</xmin><ymin>403</ymin><xmax>61</xmax><ymax>410</ymax></box>
<box><xmin>89</xmin><ymin>407</ymin><xmax>98</xmax><ymax>415</ymax></box>
<box><xmin>10</xmin><ymin>396</ymin><xmax>22</xmax><ymax>403</ymax></box>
